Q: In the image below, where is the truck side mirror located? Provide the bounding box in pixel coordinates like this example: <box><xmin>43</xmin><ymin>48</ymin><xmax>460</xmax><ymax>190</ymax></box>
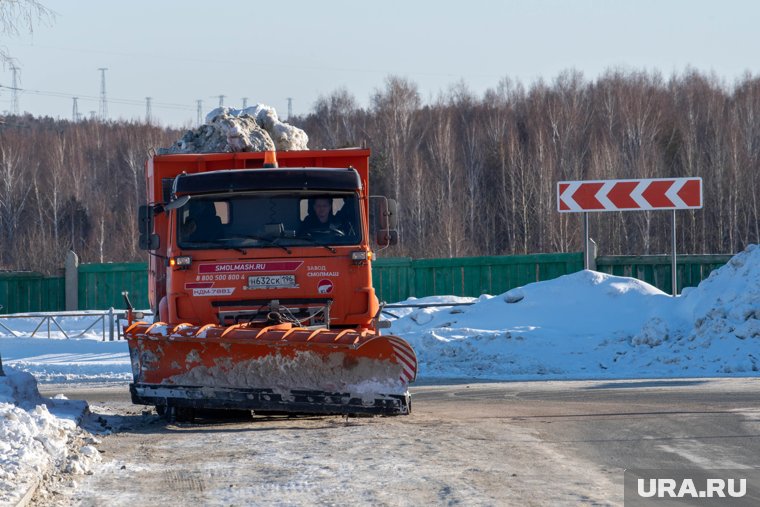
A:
<box><xmin>375</xmin><ymin>229</ymin><xmax>398</xmax><ymax>247</ymax></box>
<box><xmin>370</xmin><ymin>196</ymin><xmax>399</xmax><ymax>250</ymax></box>
<box><xmin>371</xmin><ymin>196</ymin><xmax>398</xmax><ymax>230</ymax></box>
<box><xmin>138</xmin><ymin>205</ymin><xmax>160</xmax><ymax>250</ymax></box>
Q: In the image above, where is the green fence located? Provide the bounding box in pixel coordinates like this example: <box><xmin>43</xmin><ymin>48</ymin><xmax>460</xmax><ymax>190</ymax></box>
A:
<box><xmin>0</xmin><ymin>253</ymin><xmax>735</xmax><ymax>313</ymax></box>
<box><xmin>595</xmin><ymin>254</ymin><xmax>732</xmax><ymax>295</ymax></box>
<box><xmin>0</xmin><ymin>272</ymin><xmax>65</xmax><ymax>314</ymax></box>
<box><xmin>78</xmin><ymin>262</ymin><xmax>149</xmax><ymax>310</ymax></box>
<box><xmin>372</xmin><ymin>253</ymin><xmax>584</xmax><ymax>302</ymax></box>
<box><xmin>372</xmin><ymin>253</ymin><xmax>732</xmax><ymax>302</ymax></box>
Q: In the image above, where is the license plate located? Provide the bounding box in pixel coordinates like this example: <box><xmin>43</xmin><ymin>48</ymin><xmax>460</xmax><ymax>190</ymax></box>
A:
<box><xmin>247</xmin><ymin>274</ymin><xmax>297</xmax><ymax>289</ymax></box>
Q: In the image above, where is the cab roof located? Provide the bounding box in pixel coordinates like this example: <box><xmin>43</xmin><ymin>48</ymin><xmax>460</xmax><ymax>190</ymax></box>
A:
<box><xmin>172</xmin><ymin>167</ymin><xmax>362</xmax><ymax>198</ymax></box>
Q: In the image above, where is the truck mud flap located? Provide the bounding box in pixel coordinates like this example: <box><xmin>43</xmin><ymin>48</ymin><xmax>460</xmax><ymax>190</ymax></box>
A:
<box><xmin>130</xmin><ymin>383</ymin><xmax>411</xmax><ymax>416</ymax></box>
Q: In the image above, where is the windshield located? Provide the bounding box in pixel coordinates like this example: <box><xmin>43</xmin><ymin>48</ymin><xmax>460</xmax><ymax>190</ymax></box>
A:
<box><xmin>176</xmin><ymin>192</ymin><xmax>362</xmax><ymax>249</ymax></box>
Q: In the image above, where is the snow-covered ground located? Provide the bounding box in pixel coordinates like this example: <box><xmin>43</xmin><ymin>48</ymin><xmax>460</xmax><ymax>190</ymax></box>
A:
<box><xmin>0</xmin><ymin>368</ymin><xmax>100</xmax><ymax>505</ymax></box>
<box><xmin>1</xmin><ymin>337</ymin><xmax>130</xmax><ymax>384</ymax></box>
<box><xmin>389</xmin><ymin>244</ymin><xmax>760</xmax><ymax>380</ymax></box>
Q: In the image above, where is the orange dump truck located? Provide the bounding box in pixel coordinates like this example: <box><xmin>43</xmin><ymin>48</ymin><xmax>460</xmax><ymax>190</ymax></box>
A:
<box><xmin>126</xmin><ymin>149</ymin><xmax>417</xmax><ymax>420</ymax></box>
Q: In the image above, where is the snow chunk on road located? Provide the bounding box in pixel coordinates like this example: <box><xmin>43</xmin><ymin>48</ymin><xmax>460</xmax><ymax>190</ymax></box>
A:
<box><xmin>167</xmin><ymin>104</ymin><xmax>308</xmax><ymax>154</ymax></box>
<box><xmin>0</xmin><ymin>367</ymin><xmax>99</xmax><ymax>505</ymax></box>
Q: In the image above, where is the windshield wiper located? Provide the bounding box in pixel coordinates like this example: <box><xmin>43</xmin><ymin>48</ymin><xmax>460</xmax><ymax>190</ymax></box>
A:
<box><xmin>220</xmin><ymin>235</ymin><xmax>292</xmax><ymax>254</ymax></box>
<box><xmin>293</xmin><ymin>234</ymin><xmax>337</xmax><ymax>253</ymax></box>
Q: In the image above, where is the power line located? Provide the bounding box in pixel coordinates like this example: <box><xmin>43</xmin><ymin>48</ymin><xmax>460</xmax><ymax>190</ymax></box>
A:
<box><xmin>145</xmin><ymin>97</ymin><xmax>152</xmax><ymax>124</ymax></box>
<box><xmin>0</xmin><ymin>83</ymin><xmax>196</xmax><ymax>111</ymax></box>
<box><xmin>9</xmin><ymin>42</ymin><xmax>496</xmax><ymax>80</ymax></box>
<box><xmin>217</xmin><ymin>94</ymin><xmax>225</xmax><ymax>107</ymax></box>
<box><xmin>98</xmin><ymin>68</ymin><xmax>108</xmax><ymax>120</ymax></box>
<box><xmin>72</xmin><ymin>97</ymin><xmax>79</xmax><ymax>122</ymax></box>
<box><xmin>196</xmin><ymin>99</ymin><xmax>203</xmax><ymax>126</ymax></box>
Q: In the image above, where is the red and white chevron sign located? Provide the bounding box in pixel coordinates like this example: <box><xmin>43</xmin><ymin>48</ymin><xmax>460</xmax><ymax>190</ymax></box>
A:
<box><xmin>557</xmin><ymin>177</ymin><xmax>702</xmax><ymax>212</ymax></box>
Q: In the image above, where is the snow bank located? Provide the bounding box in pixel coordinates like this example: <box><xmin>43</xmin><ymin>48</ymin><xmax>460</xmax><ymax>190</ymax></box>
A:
<box><xmin>386</xmin><ymin>244</ymin><xmax>760</xmax><ymax>381</ymax></box>
<box><xmin>0</xmin><ymin>367</ymin><xmax>99</xmax><ymax>505</ymax></box>
<box><xmin>680</xmin><ymin>244</ymin><xmax>760</xmax><ymax>342</ymax></box>
<box><xmin>624</xmin><ymin>244</ymin><xmax>760</xmax><ymax>374</ymax></box>
<box><xmin>165</xmin><ymin>104</ymin><xmax>308</xmax><ymax>154</ymax></box>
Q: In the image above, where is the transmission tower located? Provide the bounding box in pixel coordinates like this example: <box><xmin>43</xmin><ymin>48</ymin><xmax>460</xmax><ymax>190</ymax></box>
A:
<box><xmin>196</xmin><ymin>99</ymin><xmax>203</xmax><ymax>126</ymax></box>
<box><xmin>217</xmin><ymin>95</ymin><xmax>225</xmax><ymax>107</ymax></box>
<box><xmin>287</xmin><ymin>97</ymin><xmax>293</xmax><ymax>121</ymax></box>
<box><xmin>145</xmin><ymin>97</ymin><xmax>152</xmax><ymax>124</ymax></box>
<box><xmin>242</xmin><ymin>97</ymin><xmax>248</xmax><ymax>109</ymax></box>
<box><xmin>72</xmin><ymin>97</ymin><xmax>79</xmax><ymax>122</ymax></box>
<box><xmin>98</xmin><ymin>68</ymin><xmax>108</xmax><ymax>120</ymax></box>
<box><xmin>10</xmin><ymin>66</ymin><xmax>19</xmax><ymax>115</ymax></box>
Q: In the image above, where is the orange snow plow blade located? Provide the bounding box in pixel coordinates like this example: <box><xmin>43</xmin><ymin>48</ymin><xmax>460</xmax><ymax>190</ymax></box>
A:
<box><xmin>125</xmin><ymin>321</ymin><xmax>417</xmax><ymax>417</ymax></box>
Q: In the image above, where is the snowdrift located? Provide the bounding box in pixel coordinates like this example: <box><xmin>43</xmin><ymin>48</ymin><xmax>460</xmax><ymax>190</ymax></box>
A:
<box><xmin>0</xmin><ymin>367</ymin><xmax>99</xmax><ymax>505</ymax></box>
<box><xmin>387</xmin><ymin>244</ymin><xmax>760</xmax><ymax>381</ymax></box>
<box><xmin>163</xmin><ymin>104</ymin><xmax>308</xmax><ymax>154</ymax></box>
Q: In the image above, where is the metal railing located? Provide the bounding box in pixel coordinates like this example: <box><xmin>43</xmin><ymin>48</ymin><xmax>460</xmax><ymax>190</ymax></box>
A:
<box><xmin>0</xmin><ymin>309</ymin><xmax>153</xmax><ymax>341</ymax></box>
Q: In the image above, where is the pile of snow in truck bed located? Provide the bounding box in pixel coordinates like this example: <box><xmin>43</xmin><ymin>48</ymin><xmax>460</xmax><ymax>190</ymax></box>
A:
<box><xmin>0</xmin><ymin>367</ymin><xmax>100</xmax><ymax>505</ymax></box>
<box><xmin>1</xmin><ymin>245</ymin><xmax>758</xmax><ymax>383</ymax></box>
<box><xmin>163</xmin><ymin>104</ymin><xmax>308</xmax><ymax>154</ymax></box>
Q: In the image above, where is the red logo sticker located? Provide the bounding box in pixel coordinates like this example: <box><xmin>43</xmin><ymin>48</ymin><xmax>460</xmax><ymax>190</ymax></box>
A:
<box><xmin>317</xmin><ymin>279</ymin><xmax>334</xmax><ymax>294</ymax></box>
<box><xmin>198</xmin><ymin>261</ymin><xmax>303</xmax><ymax>274</ymax></box>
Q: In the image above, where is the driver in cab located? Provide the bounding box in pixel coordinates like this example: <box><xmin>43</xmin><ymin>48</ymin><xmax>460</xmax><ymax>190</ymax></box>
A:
<box><xmin>181</xmin><ymin>200</ymin><xmax>222</xmax><ymax>243</ymax></box>
<box><xmin>299</xmin><ymin>197</ymin><xmax>341</xmax><ymax>236</ymax></box>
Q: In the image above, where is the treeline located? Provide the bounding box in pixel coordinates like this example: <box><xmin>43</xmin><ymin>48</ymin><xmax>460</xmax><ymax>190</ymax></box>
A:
<box><xmin>297</xmin><ymin>70</ymin><xmax>760</xmax><ymax>258</ymax></box>
<box><xmin>0</xmin><ymin>115</ymin><xmax>178</xmax><ymax>273</ymax></box>
<box><xmin>1</xmin><ymin>69</ymin><xmax>758</xmax><ymax>273</ymax></box>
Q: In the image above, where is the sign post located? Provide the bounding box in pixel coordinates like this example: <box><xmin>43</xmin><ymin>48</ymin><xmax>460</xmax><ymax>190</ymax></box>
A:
<box><xmin>672</xmin><ymin>209</ymin><xmax>677</xmax><ymax>296</ymax></box>
<box><xmin>583</xmin><ymin>212</ymin><xmax>589</xmax><ymax>270</ymax></box>
<box><xmin>557</xmin><ymin>177</ymin><xmax>703</xmax><ymax>296</ymax></box>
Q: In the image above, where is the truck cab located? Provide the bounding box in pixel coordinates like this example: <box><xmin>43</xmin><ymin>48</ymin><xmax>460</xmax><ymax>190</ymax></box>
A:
<box><xmin>139</xmin><ymin>149</ymin><xmax>397</xmax><ymax>331</ymax></box>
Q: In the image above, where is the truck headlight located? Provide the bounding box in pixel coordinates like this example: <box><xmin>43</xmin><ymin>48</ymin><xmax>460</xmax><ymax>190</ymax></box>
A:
<box><xmin>170</xmin><ymin>256</ymin><xmax>192</xmax><ymax>267</ymax></box>
<box><xmin>351</xmin><ymin>251</ymin><xmax>370</xmax><ymax>264</ymax></box>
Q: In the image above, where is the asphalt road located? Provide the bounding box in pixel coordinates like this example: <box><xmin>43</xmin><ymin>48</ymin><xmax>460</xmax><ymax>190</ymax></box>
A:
<box><xmin>38</xmin><ymin>378</ymin><xmax>760</xmax><ymax>506</ymax></box>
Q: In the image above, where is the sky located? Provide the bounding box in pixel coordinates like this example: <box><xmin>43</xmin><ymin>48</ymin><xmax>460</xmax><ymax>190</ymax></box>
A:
<box><xmin>0</xmin><ymin>0</ymin><xmax>758</xmax><ymax>127</ymax></box>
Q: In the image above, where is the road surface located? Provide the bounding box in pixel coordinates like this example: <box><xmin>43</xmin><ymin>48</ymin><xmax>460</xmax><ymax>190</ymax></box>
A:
<box><xmin>36</xmin><ymin>378</ymin><xmax>760</xmax><ymax>506</ymax></box>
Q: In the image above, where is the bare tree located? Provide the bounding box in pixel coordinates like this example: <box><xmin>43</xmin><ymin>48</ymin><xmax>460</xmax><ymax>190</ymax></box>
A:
<box><xmin>0</xmin><ymin>0</ymin><xmax>54</xmax><ymax>63</ymax></box>
<box><xmin>0</xmin><ymin>138</ymin><xmax>31</xmax><ymax>265</ymax></box>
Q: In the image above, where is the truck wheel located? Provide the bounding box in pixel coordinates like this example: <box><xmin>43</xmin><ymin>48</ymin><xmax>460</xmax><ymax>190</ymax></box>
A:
<box><xmin>175</xmin><ymin>407</ymin><xmax>196</xmax><ymax>423</ymax></box>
